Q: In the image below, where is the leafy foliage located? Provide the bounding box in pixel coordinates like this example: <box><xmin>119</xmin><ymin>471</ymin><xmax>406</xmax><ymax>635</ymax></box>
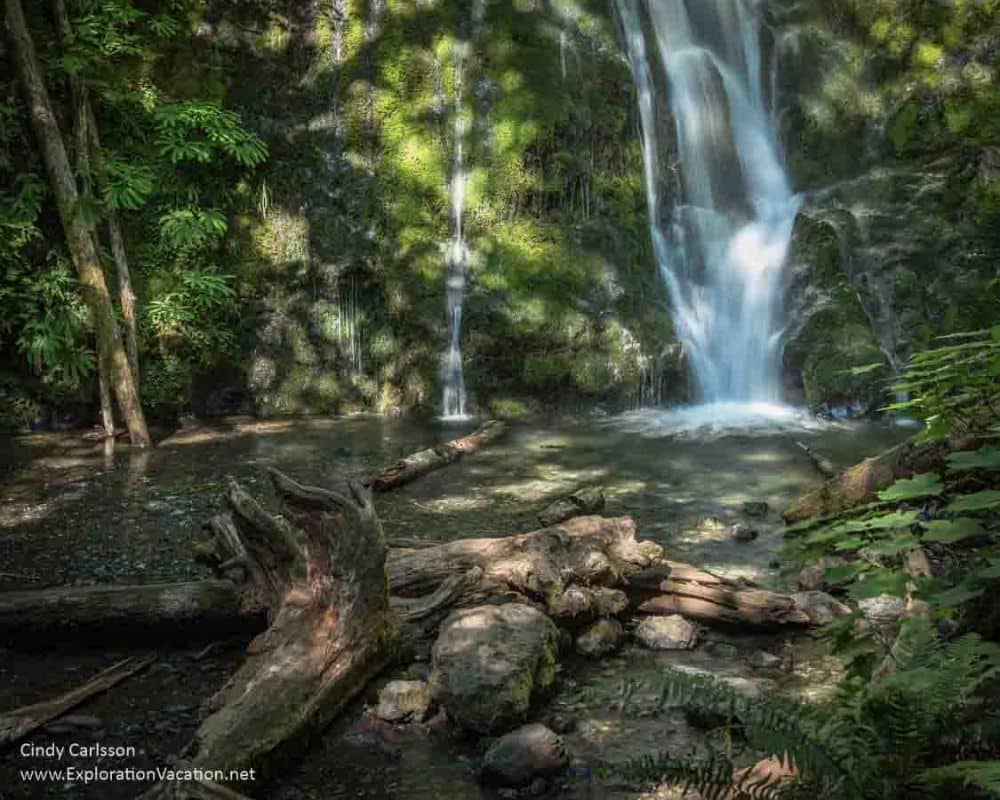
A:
<box><xmin>886</xmin><ymin>327</ymin><xmax>1000</xmax><ymax>440</ymax></box>
<box><xmin>622</xmin><ymin>626</ymin><xmax>1000</xmax><ymax>800</ymax></box>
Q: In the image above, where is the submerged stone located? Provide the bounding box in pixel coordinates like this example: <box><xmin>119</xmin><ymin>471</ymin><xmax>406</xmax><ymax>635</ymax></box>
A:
<box><xmin>634</xmin><ymin>615</ymin><xmax>699</xmax><ymax>651</ymax></box>
<box><xmin>575</xmin><ymin>618</ymin><xmax>624</xmax><ymax>658</ymax></box>
<box><xmin>376</xmin><ymin>680</ymin><xmax>434</xmax><ymax>723</ymax></box>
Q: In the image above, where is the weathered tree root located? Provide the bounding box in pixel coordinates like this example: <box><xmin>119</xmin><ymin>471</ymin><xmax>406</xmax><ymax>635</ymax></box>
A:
<box><xmin>140</xmin><ymin>470</ymin><xmax>396</xmax><ymax>797</ymax></box>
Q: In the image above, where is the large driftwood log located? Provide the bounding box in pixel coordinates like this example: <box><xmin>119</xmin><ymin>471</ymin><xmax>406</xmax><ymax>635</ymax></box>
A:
<box><xmin>0</xmin><ymin>580</ymin><xmax>260</xmax><ymax>643</ymax></box>
<box><xmin>365</xmin><ymin>420</ymin><xmax>506</xmax><ymax>491</ymax></box>
<box><xmin>142</xmin><ymin>469</ymin><xmax>396</xmax><ymax>797</ymax></box>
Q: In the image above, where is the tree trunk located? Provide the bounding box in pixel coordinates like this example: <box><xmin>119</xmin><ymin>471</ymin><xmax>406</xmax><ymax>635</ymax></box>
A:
<box><xmin>141</xmin><ymin>470</ymin><xmax>396</xmax><ymax>796</ymax></box>
<box><xmin>365</xmin><ymin>420</ymin><xmax>506</xmax><ymax>491</ymax></box>
<box><xmin>5</xmin><ymin>0</ymin><xmax>151</xmax><ymax>447</ymax></box>
<box><xmin>0</xmin><ymin>580</ymin><xmax>259</xmax><ymax>644</ymax></box>
<box><xmin>107</xmin><ymin>216</ymin><xmax>139</xmax><ymax>379</ymax></box>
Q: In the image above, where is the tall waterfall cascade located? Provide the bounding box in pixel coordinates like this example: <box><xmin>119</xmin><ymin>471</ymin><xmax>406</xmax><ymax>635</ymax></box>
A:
<box><xmin>441</xmin><ymin>45</ymin><xmax>471</xmax><ymax>420</ymax></box>
<box><xmin>616</xmin><ymin>0</ymin><xmax>802</xmax><ymax>417</ymax></box>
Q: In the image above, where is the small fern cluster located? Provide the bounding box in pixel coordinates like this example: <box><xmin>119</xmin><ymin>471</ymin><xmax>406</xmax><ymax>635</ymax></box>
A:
<box><xmin>621</xmin><ymin>625</ymin><xmax>1000</xmax><ymax>799</ymax></box>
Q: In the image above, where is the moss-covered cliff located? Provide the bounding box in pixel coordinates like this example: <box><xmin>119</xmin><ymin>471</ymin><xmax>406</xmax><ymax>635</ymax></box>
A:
<box><xmin>779</xmin><ymin>0</ymin><xmax>1000</xmax><ymax>412</ymax></box>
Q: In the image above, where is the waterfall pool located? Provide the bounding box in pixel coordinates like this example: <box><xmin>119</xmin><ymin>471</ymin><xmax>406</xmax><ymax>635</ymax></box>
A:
<box><xmin>0</xmin><ymin>414</ymin><xmax>908</xmax><ymax>798</ymax></box>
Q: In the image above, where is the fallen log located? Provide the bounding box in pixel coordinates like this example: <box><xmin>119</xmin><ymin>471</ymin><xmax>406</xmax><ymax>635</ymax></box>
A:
<box><xmin>364</xmin><ymin>420</ymin><xmax>506</xmax><ymax>492</ymax></box>
<box><xmin>141</xmin><ymin>469</ymin><xmax>397</xmax><ymax>797</ymax></box>
<box><xmin>784</xmin><ymin>436</ymin><xmax>955</xmax><ymax>523</ymax></box>
<box><xmin>0</xmin><ymin>580</ymin><xmax>261</xmax><ymax>643</ymax></box>
<box><xmin>537</xmin><ymin>486</ymin><xmax>606</xmax><ymax>527</ymax></box>
<box><xmin>796</xmin><ymin>440</ymin><xmax>837</xmax><ymax>480</ymax></box>
<box><xmin>0</xmin><ymin>654</ymin><xmax>154</xmax><ymax>747</ymax></box>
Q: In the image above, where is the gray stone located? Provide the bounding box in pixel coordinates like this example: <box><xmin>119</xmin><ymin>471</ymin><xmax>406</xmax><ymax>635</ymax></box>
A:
<box><xmin>858</xmin><ymin>594</ymin><xmax>906</xmax><ymax>624</ymax></box>
<box><xmin>742</xmin><ymin>501</ymin><xmax>770</xmax><ymax>518</ymax></box>
<box><xmin>748</xmin><ymin>651</ymin><xmax>783</xmax><ymax>669</ymax></box>
<box><xmin>376</xmin><ymin>680</ymin><xmax>433</xmax><ymax>723</ymax></box>
<box><xmin>634</xmin><ymin>615</ymin><xmax>699</xmax><ymax>651</ymax></box>
<box><xmin>576</xmin><ymin>618</ymin><xmax>624</xmax><ymax>658</ymax></box>
<box><xmin>431</xmin><ymin>604</ymin><xmax>560</xmax><ymax>733</ymax></box>
<box><xmin>482</xmin><ymin>723</ymin><xmax>569</xmax><ymax>787</ymax></box>
<box><xmin>792</xmin><ymin>591</ymin><xmax>853</xmax><ymax>625</ymax></box>
<box><xmin>730</xmin><ymin>522</ymin><xmax>759</xmax><ymax>542</ymax></box>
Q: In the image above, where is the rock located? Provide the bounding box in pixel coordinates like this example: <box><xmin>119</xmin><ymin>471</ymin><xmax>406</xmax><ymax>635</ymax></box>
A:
<box><xmin>797</xmin><ymin>557</ymin><xmax>847</xmax><ymax>592</ymax></box>
<box><xmin>858</xmin><ymin>594</ymin><xmax>905</xmax><ymax>624</ymax></box>
<box><xmin>376</xmin><ymin>680</ymin><xmax>434</xmax><ymax>723</ymax></box>
<box><xmin>634</xmin><ymin>615</ymin><xmax>698</xmax><ymax>651</ymax></box>
<box><xmin>538</xmin><ymin>488</ymin><xmax>606</xmax><ymax>527</ymax></box>
<box><xmin>742</xmin><ymin>501</ymin><xmax>770</xmax><ymax>518</ymax></box>
<box><xmin>481</xmin><ymin>723</ymin><xmax>569</xmax><ymax>787</ymax></box>
<box><xmin>431</xmin><ymin>604</ymin><xmax>560</xmax><ymax>733</ymax></box>
<box><xmin>792</xmin><ymin>591</ymin><xmax>852</xmax><ymax>625</ymax></box>
<box><xmin>576</xmin><ymin>618</ymin><xmax>624</xmax><ymax>658</ymax></box>
<box><xmin>709</xmin><ymin>641</ymin><xmax>739</xmax><ymax>658</ymax></box>
<box><xmin>730</xmin><ymin>522</ymin><xmax>759</xmax><ymax>542</ymax></box>
<box><xmin>544</xmin><ymin>712</ymin><xmax>577</xmax><ymax>735</ymax></box>
<box><xmin>748</xmin><ymin>651</ymin><xmax>783</xmax><ymax>669</ymax></box>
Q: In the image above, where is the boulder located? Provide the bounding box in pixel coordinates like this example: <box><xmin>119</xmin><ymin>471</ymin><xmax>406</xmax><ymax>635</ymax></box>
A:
<box><xmin>482</xmin><ymin>723</ymin><xmax>569</xmax><ymax>787</ymax></box>
<box><xmin>748</xmin><ymin>650</ymin><xmax>783</xmax><ymax>670</ymax></box>
<box><xmin>431</xmin><ymin>604</ymin><xmax>560</xmax><ymax>733</ymax></box>
<box><xmin>376</xmin><ymin>680</ymin><xmax>434</xmax><ymax>723</ymax></box>
<box><xmin>634</xmin><ymin>615</ymin><xmax>699</xmax><ymax>650</ymax></box>
<box><xmin>792</xmin><ymin>591</ymin><xmax>852</xmax><ymax>625</ymax></box>
<box><xmin>575</xmin><ymin>618</ymin><xmax>624</xmax><ymax>658</ymax></box>
<box><xmin>858</xmin><ymin>594</ymin><xmax>905</xmax><ymax>624</ymax></box>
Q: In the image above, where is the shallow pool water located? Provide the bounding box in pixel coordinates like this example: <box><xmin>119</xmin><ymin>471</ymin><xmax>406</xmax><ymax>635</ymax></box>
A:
<box><xmin>0</xmin><ymin>412</ymin><xmax>909</xmax><ymax>798</ymax></box>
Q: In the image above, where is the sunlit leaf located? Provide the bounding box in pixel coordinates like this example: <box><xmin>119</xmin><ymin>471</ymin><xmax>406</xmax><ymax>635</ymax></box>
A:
<box><xmin>947</xmin><ymin>446</ymin><xmax>1000</xmax><ymax>472</ymax></box>
<box><xmin>876</xmin><ymin>473</ymin><xmax>944</xmax><ymax>502</ymax></box>
<box><xmin>946</xmin><ymin>491</ymin><xmax>1000</xmax><ymax>514</ymax></box>
<box><xmin>921</xmin><ymin>518</ymin><xmax>988</xmax><ymax>543</ymax></box>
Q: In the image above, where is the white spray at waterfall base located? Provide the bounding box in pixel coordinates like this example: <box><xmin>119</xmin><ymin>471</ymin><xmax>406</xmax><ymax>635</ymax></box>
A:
<box><xmin>616</xmin><ymin>0</ymin><xmax>804</xmax><ymax>429</ymax></box>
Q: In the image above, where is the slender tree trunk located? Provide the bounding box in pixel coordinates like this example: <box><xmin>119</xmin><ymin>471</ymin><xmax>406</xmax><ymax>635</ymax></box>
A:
<box><xmin>97</xmin><ymin>350</ymin><xmax>115</xmax><ymax>437</ymax></box>
<box><xmin>5</xmin><ymin>0</ymin><xmax>151</xmax><ymax>446</ymax></box>
<box><xmin>107</xmin><ymin>217</ymin><xmax>139</xmax><ymax>379</ymax></box>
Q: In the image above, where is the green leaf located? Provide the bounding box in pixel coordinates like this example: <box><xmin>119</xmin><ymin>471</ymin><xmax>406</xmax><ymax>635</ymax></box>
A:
<box><xmin>921</xmin><ymin>518</ymin><xmax>987</xmax><ymax>543</ymax></box>
<box><xmin>848</xmin><ymin>568</ymin><xmax>909</xmax><ymax>599</ymax></box>
<box><xmin>865</xmin><ymin>535</ymin><xmax>922</xmax><ymax>556</ymax></box>
<box><xmin>876</xmin><ymin>473</ymin><xmax>945</xmax><ymax>502</ymax></box>
<box><xmin>946</xmin><ymin>491</ymin><xmax>1000</xmax><ymax>513</ymax></box>
<box><xmin>947</xmin><ymin>446</ymin><xmax>1000</xmax><ymax>472</ymax></box>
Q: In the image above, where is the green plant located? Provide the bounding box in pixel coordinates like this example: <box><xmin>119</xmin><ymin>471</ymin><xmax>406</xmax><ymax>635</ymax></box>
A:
<box><xmin>621</xmin><ymin>626</ymin><xmax>1000</xmax><ymax>799</ymax></box>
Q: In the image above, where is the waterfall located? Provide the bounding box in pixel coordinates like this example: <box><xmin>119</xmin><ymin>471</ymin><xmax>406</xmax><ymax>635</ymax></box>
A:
<box><xmin>441</xmin><ymin>47</ymin><xmax>471</xmax><ymax>420</ymax></box>
<box><xmin>616</xmin><ymin>0</ymin><xmax>801</xmax><ymax>407</ymax></box>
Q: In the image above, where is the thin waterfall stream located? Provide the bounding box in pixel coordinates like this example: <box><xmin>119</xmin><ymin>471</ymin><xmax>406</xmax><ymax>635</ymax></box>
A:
<box><xmin>617</xmin><ymin>0</ymin><xmax>803</xmax><ymax>427</ymax></box>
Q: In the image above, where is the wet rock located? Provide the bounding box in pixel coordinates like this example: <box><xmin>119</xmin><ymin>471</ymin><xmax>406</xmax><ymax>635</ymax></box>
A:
<box><xmin>792</xmin><ymin>591</ymin><xmax>852</xmax><ymax>625</ymax></box>
<box><xmin>858</xmin><ymin>594</ymin><xmax>905</xmax><ymax>624</ymax></box>
<box><xmin>431</xmin><ymin>604</ymin><xmax>560</xmax><ymax>733</ymax></box>
<box><xmin>708</xmin><ymin>641</ymin><xmax>739</xmax><ymax>658</ymax></box>
<box><xmin>543</xmin><ymin>712</ymin><xmax>577</xmax><ymax>735</ymax></box>
<box><xmin>376</xmin><ymin>680</ymin><xmax>434</xmax><ymax>723</ymax></box>
<box><xmin>742</xmin><ymin>501</ymin><xmax>770</xmax><ymax>518</ymax></box>
<box><xmin>576</xmin><ymin>618</ymin><xmax>624</xmax><ymax>658</ymax></box>
<box><xmin>748</xmin><ymin>651</ymin><xmax>782</xmax><ymax>669</ymax></box>
<box><xmin>797</xmin><ymin>557</ymin><xmax>847</xmax><ymax>592</ymax></box>
<box><xmin>482</xmin><ymin>723</ymin><xmax>569</xmax><ymax>787</ymax></box>
<box><xmin>538</xmin><ymin>488</ymin><xmax>605</xmax><ymax>527</ymax></box>
<box><xmin>634</xmin><ymin>615</ymin><xmax>699</xmax><ymax>651</ymax></box>
<box><xmin>730</xmin><ymin>522</ymin><xmax>759</xmax><ymax>542</ymax></box>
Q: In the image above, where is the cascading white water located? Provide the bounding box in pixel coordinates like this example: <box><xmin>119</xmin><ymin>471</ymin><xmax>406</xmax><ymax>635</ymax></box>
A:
<box><xmin>441</xmin><ymin>47</ymin><xmax>470</xmax><ymax>420</ymax></box>
<box><xmin>616</xmin><ymin>0</ymin><xmax>801</xmax><ymax>410</ymax></box>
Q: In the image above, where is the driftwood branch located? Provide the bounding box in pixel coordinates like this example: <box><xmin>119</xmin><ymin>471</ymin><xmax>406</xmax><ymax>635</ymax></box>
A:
<box><xmin>0</xmin><ymin>654</ymin><xmax>154</xmax><ymax>748</ymax></box>
<box><xmin>364</xmin><ymin>420</ymin><xmax>506</xmax><ymax>492</ymax></box>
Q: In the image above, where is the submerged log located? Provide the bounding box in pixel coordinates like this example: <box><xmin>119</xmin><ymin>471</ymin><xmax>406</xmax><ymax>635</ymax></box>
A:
<box><xmin>537</xmin><ymin>486</ymin><xmax>606</xmax><ymax>527</ymax></box>
<box><xmin>0</xmin><ymin>580</ymin><xmax>260</xmax><ymax>643</ymax></box>
<box><xmin>142</xmin><ymin>469</ymin><xmax>396</xmax><ymax>796</ymax></box>
<box><xmin>364</xmin><ymin>420</ymin><xmax>506</xmax><ymax>492</ymax></box>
